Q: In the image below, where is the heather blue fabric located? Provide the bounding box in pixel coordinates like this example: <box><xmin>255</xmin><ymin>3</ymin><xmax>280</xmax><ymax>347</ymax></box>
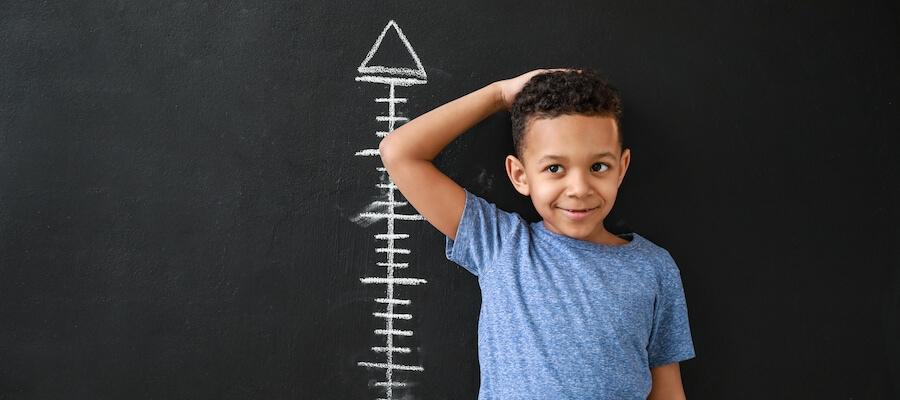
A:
<box><xmin>445</xmin><ymin>189</ymin><xmax>696</xmax><ymax>399</ymax></box>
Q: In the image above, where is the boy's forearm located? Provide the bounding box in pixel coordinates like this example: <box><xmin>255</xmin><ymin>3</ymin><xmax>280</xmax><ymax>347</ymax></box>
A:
<box><xmin>648</xmin><ymin>363</ymin><xmax>687</xmax><ymax>400</ymax></box>
<box><xmin>379</xmin><ymin>82</ymin><xmax>506</xmax><ymax>162</ymax></box>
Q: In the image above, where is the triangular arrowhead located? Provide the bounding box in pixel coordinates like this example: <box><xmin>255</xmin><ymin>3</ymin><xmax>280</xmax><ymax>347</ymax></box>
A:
<box><xmin>358</xmin><ymin>20</ymin><xmax>427</xmax><ymax>80</ymax></box>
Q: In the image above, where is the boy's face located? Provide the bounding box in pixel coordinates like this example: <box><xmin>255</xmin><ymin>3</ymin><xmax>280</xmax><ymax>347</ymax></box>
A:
<box><xmin>505</xmin><ymin>114</ymin><xmax>631</xmax><ymax>244</ymax></box>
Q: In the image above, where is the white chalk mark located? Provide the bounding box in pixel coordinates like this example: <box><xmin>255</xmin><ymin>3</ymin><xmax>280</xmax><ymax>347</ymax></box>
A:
<box><xmin>360</xmin><ymin>277</ymin><xmax>428</xmax><ymax>285</ymax></box>
<box><xmin>374</xmin><ymin>234</ymin><xmax>409</xmax><ymax>240</ymax></box>
<box><xmin>357</xmin><ymin>361</ymin><xmax>424</xmax><ymax>371</ymax></box>
<box><xmin>375</xmin><ymin>298</ymin><xmax>411</xmax><ymax>305</ymax></box>
<box><xmin>355</xmin><ymin>149</ymin><xmax>380</xmax><ymax>156</ymax></box>
<box><xmin>376</xmin><ymin>247</ymin><xmax>411</xmax><ymax>254</ymax></box>
<box><xmin>355</xmin><ymin>75</ymin><xmax>427</xmax><ymax>86</ymax></box>
<box><xmin>376</xmin><ymin>116</ymin><xmax>409</xmax><ymax>122</ymax></box>
<box><xmin>386</xmin><ymin>84</ymin><xmax>399</xmax><ymax>133</ymax></box>
<box><xmin>357</xmin><ymin>20</ymin><xmax>427</xmax><ymax>80</ymax></box>
<box><xmin>358</xmin><ymin>212</ymin><xmax>423</xmax><ymax>221</ymax></box>
<box><xmin>374</xmin><ymin>328</ymin><xmax>413</xmax><ymax>336</ymax></box>
<box><xmin>375</xmin><ymin>97</ymin><xmax>407</xmax><ymax>103</ymax></box>
<box><xmin>373</xmin><ymin>312</ymin><xmax>412</xmax><ymax>320</ymax></box>
<box><xmin>376</xmin><ymin>131</ymin><xmax>390</xmax><ymax>138</ymax></box>
<box><xmin>376</xmin><ymin>262</ymin><xmax>408</xmax><ymax>268</ymax></box>
<box><xmin>376</xmin><ymin>182</ymin><xmax>397</xmax><ymax>189</ymax></box>
<box><xmin>372</xmin><ymin>201</ymin><xmax>408</xmax><ymax>207</ymax></box>
<box><xmin>375</xmin><ymin>380</ymin><xmax>410</xmax><ymax>386</ymax></box>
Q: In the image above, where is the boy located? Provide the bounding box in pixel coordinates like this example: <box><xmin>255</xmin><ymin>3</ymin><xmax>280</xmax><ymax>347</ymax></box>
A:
<box><xmin>378</xmin><ymin>69</ymin><xmax>696</xmax><ymax>399</ymax></box>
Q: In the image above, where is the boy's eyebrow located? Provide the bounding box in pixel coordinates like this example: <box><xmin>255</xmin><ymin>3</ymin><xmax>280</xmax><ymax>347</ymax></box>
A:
<box><xmin>537</xmin><ymin>152</ymin><xmax>617</xmax><ymax>163</ymax></box>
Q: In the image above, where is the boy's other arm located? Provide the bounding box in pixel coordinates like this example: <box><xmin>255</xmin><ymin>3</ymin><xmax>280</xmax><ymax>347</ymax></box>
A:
<box><xmin>379</xmin><ymin>70</ymin><xmax>550</xmax><ymax>240</ymax></box>
<box><xmin>647</xmin><ymin>362</ymin><xmax>687</xmax><ymax>400</ymax></box>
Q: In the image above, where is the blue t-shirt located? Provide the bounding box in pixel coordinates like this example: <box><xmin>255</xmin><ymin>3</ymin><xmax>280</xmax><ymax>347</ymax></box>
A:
<box><xmin>445</xmin><ymin>190</ymin><xmax>696</xmax><ymax>399</ymax></box>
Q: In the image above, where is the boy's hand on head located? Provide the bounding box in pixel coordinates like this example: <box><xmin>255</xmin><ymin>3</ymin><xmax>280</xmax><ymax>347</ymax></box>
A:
<box><xmin>495</xmin><ymin>68</ymin><xmax>571</xmax><ymax>109</ymax></box>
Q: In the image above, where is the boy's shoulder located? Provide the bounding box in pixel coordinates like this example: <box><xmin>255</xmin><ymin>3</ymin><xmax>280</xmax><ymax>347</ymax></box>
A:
<box><xmin>622</xmin><ymin>234</ymin><xmax>685</xmax><ymax>285</ymax></box>
<box><xmin>627</xmin><ymin>232</ymin><xmax>675</xmax><ymax>260</ymax></box>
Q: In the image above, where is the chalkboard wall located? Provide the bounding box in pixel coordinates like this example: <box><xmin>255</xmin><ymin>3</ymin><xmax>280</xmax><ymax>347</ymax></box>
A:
<box><xmin>1</xmin><ymin>1</ymin><xmax>898</xmax><ymax>399</ymax></box>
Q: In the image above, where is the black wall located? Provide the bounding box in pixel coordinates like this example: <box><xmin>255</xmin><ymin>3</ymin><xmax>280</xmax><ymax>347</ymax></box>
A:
<box><xmin>1</xmin><ymin>1</ymin><xmax>898</xmax><ymax>399</ymax></box>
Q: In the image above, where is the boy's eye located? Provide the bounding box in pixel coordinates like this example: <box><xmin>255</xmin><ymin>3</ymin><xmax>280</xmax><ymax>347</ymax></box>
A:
<box><xmin>546</xmin><ymin>164</ymin><xmax>563</xmax><ymax>173</ymax></box>
<box><xmin>591</xmin><ymin>163</ymin><xmax>609</xmax><ymax>172</ymax></box>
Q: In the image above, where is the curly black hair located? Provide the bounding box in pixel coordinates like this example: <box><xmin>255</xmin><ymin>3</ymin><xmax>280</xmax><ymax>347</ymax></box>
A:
<box><xmin>510</xmin><ymin>69</ymin><xmax>624</xmax><ymax>160</ymax></box>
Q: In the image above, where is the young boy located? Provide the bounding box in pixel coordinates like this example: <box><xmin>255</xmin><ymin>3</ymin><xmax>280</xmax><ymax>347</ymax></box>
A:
<box><xmin>379</xmin><ymin>69</ymin><xmax>696</xmax><ymax>399</ymax></box>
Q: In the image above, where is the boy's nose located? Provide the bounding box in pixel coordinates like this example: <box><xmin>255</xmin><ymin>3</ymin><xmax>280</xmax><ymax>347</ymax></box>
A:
<box><xmin>565</xmin><ymin>171</ymin><xmax>593</xmax><ymax>198</ymax></box>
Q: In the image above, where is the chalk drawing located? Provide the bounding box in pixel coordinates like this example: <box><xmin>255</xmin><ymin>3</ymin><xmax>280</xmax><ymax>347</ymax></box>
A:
<box><xmin>355</xmin><ymin>20</ymin><xmax>427</xmax><ymax>400</ymax></box>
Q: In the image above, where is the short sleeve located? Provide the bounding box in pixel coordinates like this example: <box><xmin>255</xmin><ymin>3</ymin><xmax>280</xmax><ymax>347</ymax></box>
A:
<box><xmin>445</xmin><ymin>189</ymin><xmax>523</xmax><ymax>277</ymax></box>
<box><xmin>647</xmin><ymin>252</ymin><xmax>697</xmax><ymax>368</ymax></box>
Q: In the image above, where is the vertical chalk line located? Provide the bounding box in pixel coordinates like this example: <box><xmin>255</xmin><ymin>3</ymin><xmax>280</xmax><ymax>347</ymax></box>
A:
<box><xmin>356</xmin><ymin>21</ymin><xmax>428</xmax><ymax>399</ymax></box>
<box><xmin>356</xmin><ymin>79</ymin><xmax>428</xmax><ymax>400</ymax></box>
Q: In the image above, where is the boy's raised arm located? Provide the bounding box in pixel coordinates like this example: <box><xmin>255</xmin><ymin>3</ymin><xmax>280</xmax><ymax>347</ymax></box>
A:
<box><xmin>378</xmin><ymin>70</ymin><xmax>549</xmax><ymax>240</ymax></box>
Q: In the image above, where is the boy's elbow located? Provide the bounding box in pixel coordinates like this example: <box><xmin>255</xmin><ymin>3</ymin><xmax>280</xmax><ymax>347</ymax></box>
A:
<box><xmin>378</xmin><ymin>136</ymin><xmax>395</xmax><ymax>167</ymax></box>
<box><xmin>379</xmin><ymin>133</ymin><xmax>424</xmax><ymax>169</ymax></box>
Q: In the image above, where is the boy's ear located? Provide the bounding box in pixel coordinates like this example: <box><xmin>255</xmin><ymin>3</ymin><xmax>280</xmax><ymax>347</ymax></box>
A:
<box><xmin>617</xmin><ymin>148</ymin><xmax>631</xmax><ymax>187</ymax></box>
<box><xmin>505</xmin><ymin>155</ymin><xmax>530</xmax><ymax>196</ymax></box>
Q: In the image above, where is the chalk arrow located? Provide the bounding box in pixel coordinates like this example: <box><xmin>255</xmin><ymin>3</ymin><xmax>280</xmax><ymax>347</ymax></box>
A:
<box><xmin>358</xmin><ymin>20</ymin><xmax>427</xmax><ymax>80</ymax></box>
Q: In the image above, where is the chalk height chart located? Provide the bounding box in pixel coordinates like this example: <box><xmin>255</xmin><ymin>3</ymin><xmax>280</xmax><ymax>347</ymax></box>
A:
<box><xmin>354</xmin><ymin>20</ymin><xmax>428</xmax><ymax>400</ymax></box>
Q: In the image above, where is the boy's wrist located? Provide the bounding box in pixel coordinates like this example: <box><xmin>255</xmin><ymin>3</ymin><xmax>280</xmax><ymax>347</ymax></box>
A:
<box><xmin>486</xmin><ymin>81</ymin><xmax>509</xmax><ymax>112</ymax></box>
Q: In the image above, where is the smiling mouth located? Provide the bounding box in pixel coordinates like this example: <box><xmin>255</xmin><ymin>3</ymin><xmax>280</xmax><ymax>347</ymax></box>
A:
<box><xmin>559</xmin><ymin>206</ymin><xmax>599</xmax><ymax>213</ymax></box>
